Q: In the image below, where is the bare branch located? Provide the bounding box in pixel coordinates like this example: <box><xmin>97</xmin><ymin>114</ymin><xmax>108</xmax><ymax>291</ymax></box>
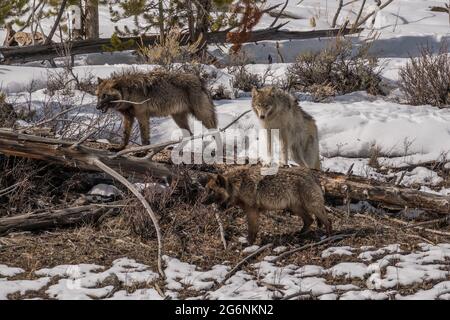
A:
<box><xmin>92</xmin><ymin>158</ymin><xmax>165</xmax><ymax>278</ymax></box>
<box><xmin>221</xmin><ymin>243</ymin><xmax>273</xmax><ymax>284</ymax></box>
<box><xmin>112</xmin><ymin>110</ymin><xmax>252</xmax><ymax>158</ymax></box>
<box><xmin>271</xmin><ymin>234</ymin><xmax>354</xmax><ymax>262</ymax></box>
<box><xmin>110</xmin><ymin>98</ymin><xmax>153</xmax><ymax>105</ymax></box>
<box><xmin>353</xmin><ymin>0</ymin><xmax>367</xmax><ymax>29</ymax></box>
<box><xmin>354</xmin><ymin>0</ymin><xmax>395</xmax><ymax>29</ymax></box>
<box><xmin>215</xmin><ymin>211</ymin><xmax>227</xmax><ymax>250</ymax></box>
<box><xmin>19</xmin><ymin>105</ymin><xmax>80</xmax><ymax>132</ymax></box>
<box><xmin>331</xmin><ymin>0</ymin><xmax>344</xmax><ymax>28</ymax></box>
<box><xmin>45</xmin><ymin>0</ymin><xmax>69</xmax><ymax>45</ymax></box>
<box><xmin>269</xmin><ymin>1</ymin><xmax>289</xmax><ymax>28</ymax></box>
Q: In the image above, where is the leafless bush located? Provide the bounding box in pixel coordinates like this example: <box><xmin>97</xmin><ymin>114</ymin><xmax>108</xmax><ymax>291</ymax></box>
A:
<box><xmin>123</xmin><ymin>170</ymin><xmax>201</xmax><ymax>239</ymax></box>
<box><xmin>399</xmin><ymin>42</ymin><xmax>450</xmax><ymax>108</ymax></box>
<box><xmin>139</xmin><ymin>29</ymin><xmax>203</xmax><ymax>66</ymax></box>
<box><xmin>0</xmin><ymin>157</ymin><xmax>93</xmax><ymax>216</ymax></box>
<box><xmin>46</xmin><ymin>68</ymin><xmax>97</xmax><ymax>97</ymax></box>
<box><xmin>287</xmin><ymin>37</ymin><xmax>383</xmax><ymax>100</ymax></box>
<box><xmin>368</xmin><ymin>144</ymin><xmax>381</xmax><ymax>169</ymax></box>
<box><xmin>230</xmin><ymin>65</ymin><xmax>264</xmax><ymax>92</ymax></box>
<box><xmin>0</xmin><ymin>91</ymin><xmax>17</xmax><ymax>128</ymax></box>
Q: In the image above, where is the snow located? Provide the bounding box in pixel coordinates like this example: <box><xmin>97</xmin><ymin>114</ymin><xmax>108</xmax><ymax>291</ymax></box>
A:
<box><xmin>88</xmin><ymin>184</ymin><xmax>122</xmax><ymax>198</ymax></box>
<box><xmin>107</xmin><ymin>288</ymin><xmax>163</xmax><ymax>300</ymax></box>
<box><xmin>2</xmin><ymin>243</ymin><xmax>450</xmax><ymax>300</ymax></box>
<box><xmin>328</xmin><ymin>263</ymin><xmax>370</xmax><ymax>280</ymax></box>
<box><xmin>36</xmin><ymin>258</ymin><xmax>159</xmax><ymax>300</ymax></box>
<box><xmin>242</xmin><ymin>245</ymin><xmax>260</xmax><ymax>254</ymax></box>
<box><xmin>321</xmin><ymin>246</ymin><xmax>354</xmax><ymax>258</ymax></box>
<box><xmin>0</xmin><ymin>278</ymin><xmax>51</xmax><ymax>300</ymax></box>
<box><xmin>0</xmin><ymin>265</ymin><xmax>25</xmax><ymax>277</ymax></box>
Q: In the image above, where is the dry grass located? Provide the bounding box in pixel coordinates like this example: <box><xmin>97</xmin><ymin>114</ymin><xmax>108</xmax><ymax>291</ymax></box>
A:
<box><xmin>0</xmin><ymin>156</ymin><xmax>108</xmax><ymax>217</ymax></box>
<box><xmin>287</xmin><ymin>37</ymin><xmax>383</xmax><ymax>101</ymax></box>
<box><xmin>399</xmin><ymin>41</ymin><xmax>450</xmax><ymax>108</ymax></box>
<box><xmin>0</xmin><ymin>91</ymin><xmax>16</xmax><ymax>128</ymax></box>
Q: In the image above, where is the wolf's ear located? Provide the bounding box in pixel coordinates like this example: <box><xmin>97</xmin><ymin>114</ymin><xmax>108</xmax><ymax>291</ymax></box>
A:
<box><xmin>267</xmin><ymin>86</ymin><xmax>275</xmax><ymax>96</ymax></box>
<box><xmin>216</xmin><ymin>174</ymin><xmax>228</xmax><ymax>188</ymax></box>
<box><xmin>251</xmin><ymin>86</ymin><xmax>259</xmax><ymax>96</ymax></box>
<box><xmin>97</xmin><ymin>77</ymin><xmax>104</xmax><ymax>84</ymax></box>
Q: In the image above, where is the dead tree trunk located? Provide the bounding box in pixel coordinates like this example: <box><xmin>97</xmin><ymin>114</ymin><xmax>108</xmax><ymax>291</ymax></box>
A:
<box><xmin>84</xmin><ymin>0</ymin><xmax>99</xmax><ymax>40</ymax></box>
<box><xmin>0</xmin><ymin>129</ymin><xmax>173</xmax><ymax>180</ymax></box>
<box><xmin>0</xmin><ymin>203</ymin><xmax>119</xmax><ymax>236</ymax></box>
<box><xmin>0</xmin><ymin>129</ymin><xmax>448</xmax><ymax>216</ymax></box>
<box><xmin>315</xmin><ymin>172</ymin><xmax>449</xmax><ymax>216</ymax></box>
<box><xmin>0</xmin><ymin>27</ymin><xmax>363</xmax><ymax>64</ymax></box>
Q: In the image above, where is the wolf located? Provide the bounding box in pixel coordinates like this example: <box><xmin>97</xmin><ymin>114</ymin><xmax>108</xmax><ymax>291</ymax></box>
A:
<box><xmin>202</xmin><ymin>166</ymin><xmax>332</xmax><ymax>244</ymax></box>
<box><xmin>251</xmin><ymin>86</ymin><xmax>321</xmax><ymax>169</ymax></box>
<box><xmin>96</xmin><ymin>69</ymin><xmax>218</xmax><ymax>151</ymax></box>
<box><xmin>4</xmin><ymin>23</ymin><xmax>45</xmax><ymax>47</ymax></box>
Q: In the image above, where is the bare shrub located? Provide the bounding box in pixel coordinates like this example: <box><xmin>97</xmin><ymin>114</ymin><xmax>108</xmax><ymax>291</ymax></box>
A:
<box><xmin>287</xmin><ymin>37</ymin><xmax>383</xmax><ymax>100</ymax></box>
<box><xmin>230</xmin><ymin>65</ymin><xmax>263</xmax><ymax>92</ymax></box>
<box><xmin>123</xmin><ymin>170</ymin><xmax>202</xmax><ymax>239</ymax></box>
<box><xmin>139</xmin><ymin>29</ymin><xmax>203</xmax><ymax>66</ymax></box>
<box><xmin>368</xmin><ymin>144</ymin><xmax>381</xmax><ymax>169</ymax></box>
<box><xmin>399</xmin><ymin>42</ymin><xmax>450</xmax><ymax>108</ymax></box>
<box><xmin>0</xmin><ymin>157</ymin><xmax>92</xmax><ymax>216</ymax></box>
<box><xmin>0</xmin><ymin>91</ymin><xmax>17</xmax><ymax>128</ymax></box>
<box><xmin>211</xmin><ymin>84</ymin><xmax>229</xmax><ymax>100</ymax></box>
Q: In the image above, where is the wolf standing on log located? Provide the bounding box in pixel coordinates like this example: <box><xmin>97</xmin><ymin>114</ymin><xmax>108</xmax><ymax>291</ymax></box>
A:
<box><xmin>96</xmin><ymin>69</ymin><xmax>218</xmax><ymax>151</ymax></box>
<box><xmin>202</xmin><ymin>166</ymin><xmax>332</xmax><ymax>244</ymax></box>
<box><xmin>252</xmin><ymin>86</ymin><xmax>321</xmax><ymax>169</ymax></box>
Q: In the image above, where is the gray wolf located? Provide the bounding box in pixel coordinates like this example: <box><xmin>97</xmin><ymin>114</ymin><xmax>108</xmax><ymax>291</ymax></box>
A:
<box><xmin>96</xmin><ymin>69</ymin><xmax>218</xmax><ymax>151</ymax></box>
<box><xmin>202</xmin><ymin>165</ymin><xmax>332</xmax><ymax>244</ymax></box>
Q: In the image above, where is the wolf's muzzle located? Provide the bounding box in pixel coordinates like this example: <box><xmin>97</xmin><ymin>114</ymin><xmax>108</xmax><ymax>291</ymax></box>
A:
<box><xmin>96</xmin><ymin>97</ymin><xmax>115</xmax><ymax>113</ymax></box>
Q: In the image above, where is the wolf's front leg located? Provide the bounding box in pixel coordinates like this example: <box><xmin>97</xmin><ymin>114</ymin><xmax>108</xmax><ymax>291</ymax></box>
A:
<box><xmin>266</xmin><ymin>128</ymin><xmax>273</xmax><ymax>165</ymax></box>
<box><xmin>110</xmin><ymin>113</ymin><xmax>134</xmax><ymax>152</ymax></box>
<box><xmin>280</xmin><ymin>137</ymin><xmax>289</xmax><ymax>166</ymax></box>
<box><xmin>137</xmin><ymin>117</ymin><xmax>150</xmax><ymax>146</ymax></box>
<box><xmin>246</xmin><ymin>208</ymin><xmax>260</xmax><ymax>245</ymax></box>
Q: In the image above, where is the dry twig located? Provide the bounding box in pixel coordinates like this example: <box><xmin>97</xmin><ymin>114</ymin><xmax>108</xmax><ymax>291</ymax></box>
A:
<box><xmin>112</xmin><ymin>110</ymin><xmax>252</xmax><ymax>158</ymax></box>
<box><xmin>91</xmin><ymin>158</ymin><xmax>165</xmax><ymax>278</ymax></box>
<box><xmin>271</xmin><ymin>234</ymin><xmax>354</xmax><ymax>262</ymax></box>
<box><xmin>221</xmin><ymin>243</ymin><xmax>273</xmax><ymax>284</ymax></box>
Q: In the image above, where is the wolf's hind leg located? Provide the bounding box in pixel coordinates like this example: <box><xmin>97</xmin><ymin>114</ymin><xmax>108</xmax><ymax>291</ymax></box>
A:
<box><xmin>291</xmin><ymin>205</ymin><xmax>313</xmax><ymax>235</ymax></box>
<box><xmin>190</xmin><ymin>95</ymin><xmax>217</xmax><ymax>130</ymax></box>
<box><xmin>172</xmin><ymin>113</ymin><xmax>193</xmax><ymax>136</ymax></box>
<box><xmin>304</xmin><ymin>201</ymin><xmax>332</xmax><ymax>235</ymax></box>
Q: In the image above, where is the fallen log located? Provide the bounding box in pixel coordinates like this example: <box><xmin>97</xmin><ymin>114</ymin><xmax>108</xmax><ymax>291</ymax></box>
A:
<box><xmin>0</xmin><ymin>203</ymin><xmax>120</xmax><ymax>236</ymax></box>
<box><xmin>0</xmin><ymin>27</ymin><xmax>362</xmax><ymax>65</ymax></box>
<box><xmin>316</xmin><ymin>172</ymin><xmax>449</xmax><ymax>216</ymax></box>
<box><xmin>0</xmin><ymin>129</ymin><xmax>448</xmax><ymax>215</ymax></box>
<box><xmin>0</xmin><ymin>128</ymin><xmax>173</xmax><ymax>181</ymax></box>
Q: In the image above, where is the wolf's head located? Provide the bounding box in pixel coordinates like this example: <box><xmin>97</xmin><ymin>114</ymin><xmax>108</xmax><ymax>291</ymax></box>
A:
<box><xmin>201</xmin><ymin>174</ymin><xmax>233</xmax><ymax>209</ymax></box>
<box><xmin>251</xmin><ymin>86</ymin><xmax>280</xmax><ymax>121</ymax></box>
<box><xmin>95</xmin><ymin>78</ymin><xmax>122</xmax><ymax>113</ymax></box>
